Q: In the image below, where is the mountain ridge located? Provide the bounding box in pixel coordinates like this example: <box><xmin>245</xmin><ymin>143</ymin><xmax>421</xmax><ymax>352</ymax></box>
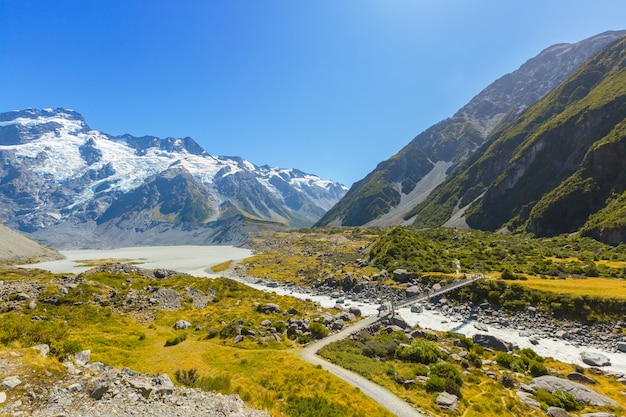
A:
<box><xmin>315</xmin><ymin>30</ymin><xmax>626</xmax><ymax>229</ymax></box>
<box><xmin>0</xmin><ymin>108</ymin><xmax>347</xmax><ymax>248</ymax></box>
<box><xmin>410</xmin><ymin>34</ymin><xmax>626</xmax><ymax>243</ymax></box>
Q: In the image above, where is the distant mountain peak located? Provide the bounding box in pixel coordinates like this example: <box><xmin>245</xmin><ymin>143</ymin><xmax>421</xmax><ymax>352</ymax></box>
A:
<box><xmin>0</xmin><ymin>108</ymin><xmax>347</xmax><ymax>248</ymax></box>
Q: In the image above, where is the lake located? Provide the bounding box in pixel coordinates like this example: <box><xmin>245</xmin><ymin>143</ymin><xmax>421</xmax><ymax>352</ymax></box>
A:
<box><xmin>20</xmin><ymin>245</ymin><xmax>254</xmax><ymax>276</ymax></box>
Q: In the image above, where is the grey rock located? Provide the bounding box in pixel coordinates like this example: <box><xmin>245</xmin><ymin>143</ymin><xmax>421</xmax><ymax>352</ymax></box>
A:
<box><xmin>90</xmin><ymin>378</ymin><xmax>110</xmax><ymax>400</ymax></box>
<box><xmin>474</xmin><ymin>322</ymin><xmax>488</xmax><ymax>332</ymax></box>
<box><xmin>581</xmin><ymin>413</ymin><xmax>617</xmax><ymax>417</ymax></box>
<box><xmin>262</xmin><ymin>303</ymin><xmax>281</xmax><ymax>313</ymax></box>
<box><xmin>580</xmin><ymin>351</ymin><xmax>611</xmax><ymax>367</ymax></box>
<box><xmin>529</xmin><ymin>375</ymin><xmax>618</xmax><ymax>407</ymax></box>
<box><xmin>128</xmin><ymin>377</ymin><xmax>154</xmax><ymax>399</ymax></box>
<box><xmin>567</xmin><ymin>372</ymin><xmax>596</xmax><ymax>384</ymax></box>
<box><xmin>233</xmin><ymin>335</ymin><xmax>245</xmax><ymax>344</ymax></box>
<box><xmin>392</xmin><ymin>269</ymin><xmax>412</xmax><ymax>283</ymax></box>
<box><xmin>472</xmin><ymin>333</ymin><xmax>514</xmax><ymax>352</ymax></box>
<box><xmin>1</xmin><ymin>376</ymin><xmax>21</xmax><ymax>390</ymax></box>
<box><xmin>546</xmin><ymin>406</ymin><xmax>569</xmax><ymax>417</ymax></box>
<box><xmin>173</xmin><ymin>320</ymin><xmax>192</xmax><ymax>330</ymax></box>
<box><xmin>73</xmin><ymin>349</ymin><xmax>91</xmax><ymax>366</ymax></box>
<box><xmin>516</xmin><ymin>391</ymin><xmax>540</xmax><ymax>408</ymax></box>
<box><xmin>348</xmin><ymin>306</ymin><xmax>362</xmax><ymax>317</ymax></box>
<box><xmin>66</xmin><ymin>383</ymin><xmax>82</xmax><ymax>392</ymax></box>
<box><xmin>0</xmin><ymin>391</ymin><xmax>5</xmax><ymax>404</ymax></box>
<box><xmin>260</xmin><ymin>319</ymin><xmax>272</xmax><ymax>327</ymax></box>
<box><xmin>31</xmin><ymin>344</ymin><xmax>50</xmax><ymax>357</ymax></box>
<box><xmin>616</xmin><ymin>341</ymin><xmax>626</xmax><ymax>353</ymax></box>
<box><xmin>435</xmin><ymin>392</ymin><xmax>458</xmax><ymax>410</ymax></box>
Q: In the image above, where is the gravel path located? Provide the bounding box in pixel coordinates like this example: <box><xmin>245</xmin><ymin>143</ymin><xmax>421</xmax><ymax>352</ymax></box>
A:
<box><xmin>301</xmin><ymin>315</ymin><xmax>428</xmax><ymax>417</ymax></box>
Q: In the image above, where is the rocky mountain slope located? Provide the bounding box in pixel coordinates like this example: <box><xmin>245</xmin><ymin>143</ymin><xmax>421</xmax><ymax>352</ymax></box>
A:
<box><xmin>409</xmin><ymin>35</ymin><xmax>626</xmax><ymax>244</ymax></box>
<box><xmin>0</xmin><ymin>222</ymin><xmax>60</xmax><ymax>262</ymax></box>
<box><xmin>315</xmin><ymin>30</ymin><xmax>626</xmax><ymax>228</ymax></box>
<box><xmin>0</xmin><ymin>109</ymin><xmax>347</xmax><ymax>248</ymax></box>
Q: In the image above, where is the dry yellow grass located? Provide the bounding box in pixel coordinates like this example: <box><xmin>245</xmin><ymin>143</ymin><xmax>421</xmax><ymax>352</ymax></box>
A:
<box><xmin>515</xmin><ymin>276</ymin><xmax>626</xmax><ymax>299</ymax></box>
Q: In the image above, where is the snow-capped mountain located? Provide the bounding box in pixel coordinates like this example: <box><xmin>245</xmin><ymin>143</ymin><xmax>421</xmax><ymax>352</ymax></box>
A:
<box><xmin>0</xmin><ymin>108</ymin><xmax>347</xmax><ymax>248</ymax></box>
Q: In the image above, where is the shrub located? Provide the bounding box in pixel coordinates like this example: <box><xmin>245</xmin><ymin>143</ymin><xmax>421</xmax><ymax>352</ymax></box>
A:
<box><xmin>308</xmin><ymin>322</ymin><xmax>329</xmax><ymax>339</ymax></box>
<box><xmin>396</xmin><ymin>340</ymin><xmax>444</xmax><ymax>364</ymax></box>
<box><xmin>362</xmin><ymin>340</ymin><xmax>397</xmax><ymax>359</ymax></box>
<box><xmin>425</xmin><ymin>375</ymin><xmax>446</xmax><ymax>393</ymax></box>
<box><xmin>529</xmin><ymin>360</ymin><xmax>548</xmax><ymax>377</ymax></box>
<box><xmin>466</xmin><ymin>352</ymin><xmax>482</xmax><ymax>368</ymax></box>
<box><xmin>500</xmin><ymin>372</ymin><xmax>516</xmax><ymax>388</ymax></box>
<box><xmin>495</xmin><ymin>352</ymin><xmax>515</xmax><ymax>368</ymax></box>
<box><xmin>175</xmin><ymin>368</ymin><xmax>199</xmax><ymax>386</ymax></box>
<box><xmin>165</xmin><ymin>333</ymin><xmax>187</xmax><ymax>347</ymax></box>
<box><xmin>272</xmin><ymin>320</ymin><xmax>286</xmax><ymax>333</ymax></box>
<box><xmin>533</xmin><ymin>389</ymin><xmax>582</xmax><ymax>411</ymax></box>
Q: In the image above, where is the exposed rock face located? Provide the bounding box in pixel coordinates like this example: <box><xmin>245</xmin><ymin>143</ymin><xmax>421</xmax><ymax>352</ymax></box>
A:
<box><xmin>529</xmin><ymin>375</ymin><xmax>618</xmax><ymax>407</ymax></box>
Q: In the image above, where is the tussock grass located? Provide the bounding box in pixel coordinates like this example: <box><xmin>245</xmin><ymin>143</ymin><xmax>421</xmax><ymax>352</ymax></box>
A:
<box><xmin>516</xmin><ymin>275</ymin><xmax>626</xmax><ymax>299</ymax></box>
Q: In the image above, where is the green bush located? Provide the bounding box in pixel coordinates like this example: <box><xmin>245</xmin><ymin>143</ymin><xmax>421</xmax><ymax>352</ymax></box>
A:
<box><xmin>164</xmin><ymin>333</ymin><xmax>187</xmax><ymax>347</ymax></box>
<box><xmin>425</xmin><ymin>375</ymin><xmax>447</xmax><ymax>393</ymax></box>
<box><xmin>308</xmin><ymin>322</ymin><xmax>329</xmax><ymax>339</ymax></box>
<box><xmin>529</xmin><ymin>360</ymin><xmax>548</xmax><ymax>377</ymax></box>
<box><xmin>534</xmin><ymin>389</ymin><xmax>581</xmax><ymax>411</ymax></box>
<box><xmin>396</xmin><ymin>340</ymin><xmax>444</xmax><ymax>364</ymax></box>
<box><xmin>362</xmin><ymin>340</ymin><xmax>397</xmax><ymax>359</ymax></box>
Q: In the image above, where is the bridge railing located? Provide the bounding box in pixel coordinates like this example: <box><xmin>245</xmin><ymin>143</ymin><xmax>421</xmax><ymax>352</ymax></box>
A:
<box><xmin>396</xmin><ymin>273</ymin><xmax>485</xmax><ymax>309</ymax></box>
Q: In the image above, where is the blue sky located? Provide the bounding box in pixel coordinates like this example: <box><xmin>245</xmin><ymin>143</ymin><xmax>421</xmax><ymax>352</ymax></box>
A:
<box><xmin>1</xmin><ymin>1</ymin><xmax>625</xmax><ymax>186</ymax></box>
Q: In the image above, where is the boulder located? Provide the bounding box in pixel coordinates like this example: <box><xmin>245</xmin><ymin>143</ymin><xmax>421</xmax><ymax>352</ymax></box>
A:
<box><xmin>31</xmin><ymin>344</ymin><xmax>50</xmax><ymax>357</ymax></box>
<box><xmin>262</xmin><ymin>303</ymin><xmax>281</xmax><ymax>314</ymax></box>
<box><xmin>435</xmin><ymin>392</ymin><xmax>458</xmax><ymax>410</ymax></box>
<box><xmin>581</xmin><ymin>413</ymin><xmax>617</xmax><ymax>417</ymax></box>
<box><xmin>567</xmin><ymin>372</ymin><xmax>596</xmax><ymax>384</ymax></box>
<box><xmin>74</xmin><ymin>349</ymin><xmax>91</xmax><ymax>366</ymax></box>
<box><xmin>389</xmin><ymin>316</ymin><xmax>410</xmax><ymax>330</ymax></box>
<box><xmin>406</xmin><ymin>286</ymin><xmax>421</xmax><ymax>297</ymax></box>
<box><xmin>1</xmin><ymin>376</ymin><xmax>21</xmax><ymax>390</ymax></box>
<box><xmin>0</xmin><ymin>392</ymin><xmax>5</xmax><ymax>404</ymax></box>
<box><xmin>516</xmin><ymin>391</ymin><xmax>540</xmax><ymax>408</ymax></box>
<box><xmin>529</xmin><ymin>375</ymin><xmax>618</xmax><ymax>407</ymax></box>
<box><xmin>546</xmin><ymin>406</ymin><xmax>569</xmax><ymax>417</ymax></box>
<box><xmin>173</xmin><ymin>320</ymin><xmax>192</xmax><ymax>330</ymax></box>
<box><xmin>90</xmin><ymin>377</ymin><xmax>110</xmax><ymax>400</ymax></box>
<box><xmin>580</xmin><ymin>351</ymin><xmax>611</xmax><ymax>367</ymax></box>
<box><xmin>348</xmin><ymin>306</ymin><xmax>362</xmax><ymax>317</ymax></box>
<box><xmin>472</xmin><ymin>334</ymin><xmax>514</xmax><ymax>352</ymax></box>
<box><xmin>152</xmin><ymin>373</ymin><xmax>175</xmax><ymax>396</ymax></box>
<box><xmin>392</xmin><ymin>269</ymin><xmax>412</xmax><ymax>283</ymax></box>
<box><xmin>616</xmin><ymin>341</ymin><xmax>626</xmax><ymax>353</ymax></box>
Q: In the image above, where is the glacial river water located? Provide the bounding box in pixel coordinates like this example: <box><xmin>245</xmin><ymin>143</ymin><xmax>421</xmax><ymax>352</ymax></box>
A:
<box><xmin>21</xmin><ymin>245</ymin><xmax>626</xmax><ymax>376</ymax></box>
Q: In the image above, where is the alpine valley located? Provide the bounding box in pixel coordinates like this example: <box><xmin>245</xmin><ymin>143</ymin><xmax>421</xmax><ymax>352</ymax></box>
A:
<box><xmin>316</xmin><ymin>30</ymin><xmax>626</xmax><ymax>244</ymax></box>
<box><xmin>0</xmin><ymin>109</ymin><xmax>347</xmax><ymax>249</ymax></box>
